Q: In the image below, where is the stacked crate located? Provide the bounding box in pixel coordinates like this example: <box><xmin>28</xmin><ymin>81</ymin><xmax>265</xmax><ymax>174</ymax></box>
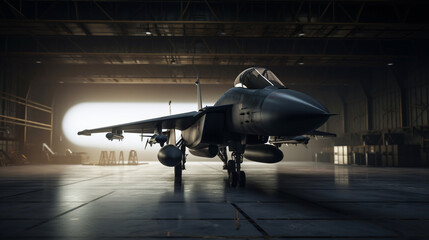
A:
<box><xmin>334</xmin><ymin>146</ymin><xmax>350</xmax><ymax>165</ymax></box>
<box><xmin>365</xmin><ymin>145</ymin><xmax>382</xmax><ymax>166</ymax></box>
<box><xmin>381</xmin><ymin>145</ymin><xmax>420</xmax><ymax>167</ymax></box>
<box><xmin>351</xmin><ymin>146</ymin><xmax>366</xmax><ymax>165</ymax></box>
<box><xmin>339</xmin><ymin>145</ymin><xmax>420</xmax><ymax>167</ymax></box>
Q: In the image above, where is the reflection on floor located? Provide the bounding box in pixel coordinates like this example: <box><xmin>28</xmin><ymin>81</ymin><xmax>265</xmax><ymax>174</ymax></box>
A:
<box><xmin>0</xmin><ymin>161</ymin><xmax>428</xmax><ymax>239</ymax></box>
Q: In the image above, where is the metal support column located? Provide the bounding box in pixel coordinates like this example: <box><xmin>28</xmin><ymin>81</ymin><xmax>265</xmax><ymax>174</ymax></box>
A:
<box><xmin>23</xmin><ymin>87</ymin><xmax>30</xmax><ymax>145</ymax></box>
<box><xmin>360</xmin><ymin>77</ymin><xmax>373</xmax><ymax>131</ymax></box>
<box><xmin>338</xmin><ymin>89</ymin><xmax>348</xmax><ymax>134</ymax></box>
<box><xmin>50</xmin><ymin>106</ymin><xmax>53</xmax><ymax>148</ymax></box>
<box><xmin>390</xmin><ymin>64</ymin><xmax>408</xmax><ymax>128</ymax></box>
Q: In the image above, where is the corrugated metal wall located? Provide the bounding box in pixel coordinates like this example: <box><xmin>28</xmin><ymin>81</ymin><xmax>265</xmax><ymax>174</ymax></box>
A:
<box><xmin>345</xmin><ymin>87</ymin><xmax>367</xmax><ymax>133</ymax></box>
<box><xmin>407</xmin><ymin>60</ymin><xmax>429</xmax><ymax>128</ymax></box>
<box><xmin>0</xmin><ymin>62</ymin><xmax>20</xmax><ymax>153</ymax></box>
<box><xmin>327</xmin><ymin>59</ymin><xmax>429</xmax><ymax>135</ymax></box>
<box><xmin>371</xmin><ymin>69</ymin><xmax>402</xmax><ymax>130</ymax></box>
<box><xmin>324</xmin><ymin>93</ymin><xmax>344</xmax><ymax>134</ymax></box>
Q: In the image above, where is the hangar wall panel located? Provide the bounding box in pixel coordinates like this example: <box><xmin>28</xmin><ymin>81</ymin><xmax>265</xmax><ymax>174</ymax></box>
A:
<box><xmin>408</xmin><ymin>60</ymin><xmax>429</xmax><ymax>127</ymax></box>
<box><xmin>0</xmin><ymin>62</ymin><xmax>20</xmax><ymax>153</ymax></box>
<box><xmin>325</xmin><ymin>95</ymin><xmax>344</xmax><ymax>134</ymax></box>
<box><xmin>370</xmin><ymin>70</ymin><xmax>401</xmax><ymax>130</ymax></box>
<box><xmin>345</xmin><ymin>88</ymin><xmax>367</xmax><ymax>133</ymax></box>
<box><xmin>341</xmin><ymin>61</ymin><xmax>429</xmax><ymax>134</ymax></box>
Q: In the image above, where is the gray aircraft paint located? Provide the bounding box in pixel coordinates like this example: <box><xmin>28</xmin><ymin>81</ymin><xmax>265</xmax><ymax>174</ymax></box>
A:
<box><xmin>78</xmin><ymin>67</ymin><xmax>334</xmax><ymax>167</ymax></box>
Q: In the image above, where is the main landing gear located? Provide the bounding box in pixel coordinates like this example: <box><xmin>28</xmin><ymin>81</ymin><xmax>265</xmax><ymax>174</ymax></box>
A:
<box><xmin>227</xmin><ymin>151</ymin><xmax>246</xmax><ymax>188</ymax></box>
<box><xmin>174</xmin><ymin>142</ymin><xmax>187</xmax><ymax>183</ymax></box>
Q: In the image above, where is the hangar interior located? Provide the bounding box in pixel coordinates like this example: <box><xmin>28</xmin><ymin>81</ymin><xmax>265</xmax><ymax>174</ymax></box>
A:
<box><xmin>1</xmin><ymin>0</ymin><xmax>429</xmax><ymax>166</ymax></box>
<box><xmin>1</xmin><ymin>1</ymin><xmax>429</xmax><ymax>239</ymax></box>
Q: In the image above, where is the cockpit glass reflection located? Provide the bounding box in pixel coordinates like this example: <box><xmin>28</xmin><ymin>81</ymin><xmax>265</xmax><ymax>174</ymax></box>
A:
<box><xmin>234</xmin><ymin>67</ymin><xmax>285</xmax><ymax>89</ymax></box>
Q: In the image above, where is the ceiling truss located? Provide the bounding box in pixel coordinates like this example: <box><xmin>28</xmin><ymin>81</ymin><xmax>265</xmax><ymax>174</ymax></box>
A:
<box><xmin>1</xmin><ymin>0</ymin><xmax>428</xmax><ymax>85</ymax></box>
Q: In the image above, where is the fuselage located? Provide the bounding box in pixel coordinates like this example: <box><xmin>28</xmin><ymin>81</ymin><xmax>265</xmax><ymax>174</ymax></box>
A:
<box><xmin>77</xmin><ymin>67</ymin><xmax>334</xmax><ymax>170</ymax></box>
<box><xmin>182</xmin><ymin>86</ymin><xmax>330</xmax><ymax>149</ymax></box>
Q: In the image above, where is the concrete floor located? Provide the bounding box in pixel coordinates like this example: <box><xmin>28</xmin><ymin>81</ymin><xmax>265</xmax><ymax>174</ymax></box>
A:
<box><xmin>0</xmin><ymin>161</ymin><xmax>428</xmax><ymax>239</ymax></box>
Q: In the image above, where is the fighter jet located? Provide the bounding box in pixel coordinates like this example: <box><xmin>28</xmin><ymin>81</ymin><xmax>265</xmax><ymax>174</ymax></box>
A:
<box><xmin>78</xmin><ymin>67</ymin><xmax>335</xmax><ymax>187</ymax></box>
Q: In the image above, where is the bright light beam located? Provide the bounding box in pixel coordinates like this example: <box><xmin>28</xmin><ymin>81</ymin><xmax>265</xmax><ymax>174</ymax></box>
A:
<box><xmin>63</xmin><ymin>102</ymin><xmax>208</xmax><ymax>150</ymax></box>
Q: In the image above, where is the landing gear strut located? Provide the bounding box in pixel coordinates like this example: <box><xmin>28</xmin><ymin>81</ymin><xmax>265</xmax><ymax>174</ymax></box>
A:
<box><xmin>227</xmin><ymin>151</ymin><xmax>246</xmax><ymax>188</ymax></box>
<box><xmin>180</xmin><ymin>144</ymin><xmax>186</xmax><ymax>170</ymax></box>
<box><xmin>218</xmin><ymin>147</ymin><xmax>228</xmax><ymax>170</ymax></box>
<box><xmin>174</xmin><ymin>140</ymin><xmax>186</xmax><ymax>183</ymax></box>
<box><xmin>174</xmin><ymin>163</ymin><xmax>182</xmax><ymax>182</ymax></box>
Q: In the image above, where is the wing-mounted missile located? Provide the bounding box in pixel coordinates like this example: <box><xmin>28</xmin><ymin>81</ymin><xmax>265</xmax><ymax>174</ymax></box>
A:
<box><xmin>155</xmin><ymin>134</ymin><xmax>168</xmax><ymax>146</ymax></box>
<box><xmin>144</xmin><ymin>134</ymin><xmax>168</xmax><ymax>149</ymax></box>
<box><xmin>269</xmin><ymin>130</ymin><xmax>336</xmax><ymax>147</ymax></box>
<box><xmin>269</xmin><ymin>135</ymin><xmax>310</xmax><ymax>147</ymax></box>
<box><xmin>106</xmin><ymin>132</ymin><xmax>124</xmax><ymax>141</ymax></box>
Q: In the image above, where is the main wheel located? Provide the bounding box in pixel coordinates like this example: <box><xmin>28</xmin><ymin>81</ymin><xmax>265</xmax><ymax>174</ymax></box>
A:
<box><xmin>227</xmin><ymin>160</ymin><xmax>236</xmax><ymax>174</ymax></box>
<box><xmin>229</xmin><ymin>171</ymin><xmax>238</xmax><ymax>188</ymax></box>
<box><xmin>239</xmin><ymin>171</ymin><xmax>246</xmax><ymax>187</ymax></box>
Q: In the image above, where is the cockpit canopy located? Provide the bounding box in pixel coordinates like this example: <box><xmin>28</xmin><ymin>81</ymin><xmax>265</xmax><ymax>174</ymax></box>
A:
<box><xmin>234</xmin><ymin>67</ymin><xmax>285</xmax><ymax>89</ymax></box>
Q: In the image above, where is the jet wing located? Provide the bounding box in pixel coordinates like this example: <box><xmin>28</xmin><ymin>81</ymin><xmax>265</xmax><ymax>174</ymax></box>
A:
<box><xmin>77</xmin><ymin>104</ymin><xmax>233</xmax><ymax>136</ymax></box>
<box><xmin>306</xmin><ymin>130</ymin><xmax>337</xmax><ymax>137</ymax></box>
<box><xmin>78</xmin><ymin>111</ymin><xmax>199</xmax><ymax>136</ymax></box>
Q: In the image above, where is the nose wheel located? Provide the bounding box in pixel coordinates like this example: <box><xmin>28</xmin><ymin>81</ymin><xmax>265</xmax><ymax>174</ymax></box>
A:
<box><xmin>227</xmin><ymin>152</ymin><xmax>246</xmax><ymax>188</ymax></box>
<box><xmin>228</xmin><ymin>169</ymin><xmax>238</xmax><ymax>187</ymax></box>
<box><xmin>239</xmin><ymin>171</ymin><xmax>246</xmax><ymax>187</ymax></box>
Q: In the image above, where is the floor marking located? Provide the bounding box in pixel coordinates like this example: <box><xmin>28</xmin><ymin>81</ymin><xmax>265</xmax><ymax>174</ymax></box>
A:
<box><xmin>54</xmin><ymin>173</ymin><xmax>116</xmax><ymax>187</ymax></box>
<box><xmin>0</xmin><ymin>167</ymin><xmax>144</xmax><ymax>200</ymax></box>
<box><xmin>24</xmin><ymin>191</ymin><xmax>114</xmax><ymax>231</ymax></box>
<box><xmin>231</xmin><ymin>203</ymin><xmax>269</xmax><ymax>238</ymax></box>
<box><xmin>0</xmin><ymin>189</ymin><xmax>44</xmax><ymax>199</ymax></box>
<box><xmin>56</xmin><ymin>166</ymin><xmax>147</xmax><ymax>187</ymax></box>
<box><xmin>271</xmin><ymin>189</ymin><xmax>405</xmax><ymax>238</ymax></box>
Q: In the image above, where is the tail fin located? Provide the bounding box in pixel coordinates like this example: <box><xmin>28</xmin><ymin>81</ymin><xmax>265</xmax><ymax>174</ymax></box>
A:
<box><xmin>195</xmin><ymin>74</ymin><xmax>202</xmax><ymax>110</ymax></box>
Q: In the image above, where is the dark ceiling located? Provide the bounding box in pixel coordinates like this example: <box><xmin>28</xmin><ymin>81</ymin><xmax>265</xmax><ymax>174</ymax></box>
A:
<box><xmin>1</xmin><ymin>0</ymin><xmax>429</xmax><ymax>85</ymax></box>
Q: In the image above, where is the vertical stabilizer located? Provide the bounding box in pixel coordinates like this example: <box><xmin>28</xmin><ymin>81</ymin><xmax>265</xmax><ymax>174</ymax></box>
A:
<box><xmin>195</xmin><ymin>74</ymin><xmax>202</xmax><ymax>110</ymax></box>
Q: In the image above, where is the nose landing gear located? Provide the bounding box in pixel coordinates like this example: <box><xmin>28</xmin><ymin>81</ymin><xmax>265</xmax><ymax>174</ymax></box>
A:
<box><xmin>227</xmin><ymin>151</ymin><xmax>246</xmax><ymax>188</ymax></box>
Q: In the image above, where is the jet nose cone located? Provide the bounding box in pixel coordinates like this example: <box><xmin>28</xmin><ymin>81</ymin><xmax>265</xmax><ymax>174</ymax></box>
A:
<box><xmin>262</xmin><ymin>89</ymin><xmax>331</xmax><ymax>136</ymax></box>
